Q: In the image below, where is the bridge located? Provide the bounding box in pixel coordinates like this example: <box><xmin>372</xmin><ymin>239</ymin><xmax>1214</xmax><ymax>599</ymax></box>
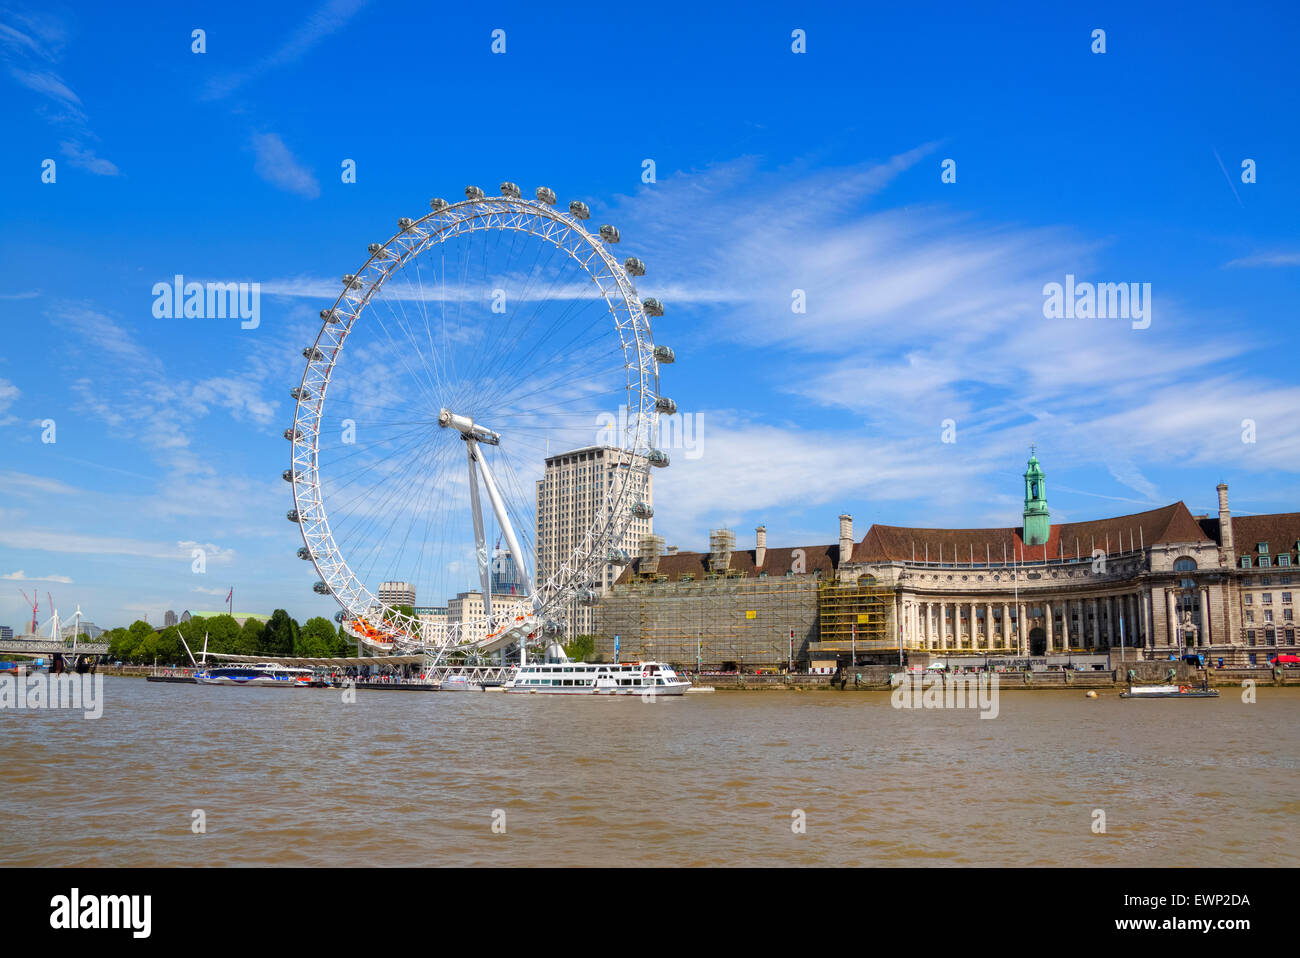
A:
<box><xmin>0</xmin><ymin>638</ymin><xmax>109</xmax><ymax>657</ymax></box>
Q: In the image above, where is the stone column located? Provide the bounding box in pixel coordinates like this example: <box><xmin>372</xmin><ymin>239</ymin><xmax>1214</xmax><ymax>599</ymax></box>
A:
<box><xmin>1142</xmin><ymin>590</ymin><xmax>1152</xmax><ymax>647</ymax></box>
<box><xmin>1002</xmin><ymin>602</ymin><xmax>1010</xmax><ymax>648</ymax></box>
<box><xmin>969</xmin><ymin>600</ymin><xmax>977</xmax><ymax>649</ymax></box>
<box><xmin>985</xmin><ymin>602</ymin><xmax>993</xmax><ymax>650</ymax></box>
<box><xmin>1200</xmin><ymin>587</ymin><xmax>1211</xmax><ymax>647</ymax></box>
<box><xmin>1167</xmin><ymin>590</ymin><xmax>1178</xmax><ymax>647</ymax></box>
<box><xmin>1045</xmin><ymin>600</ymin><xmax>1054</xmax><ymax>652</ymax></box>
<box><xmin>1091</xmin><ymin>597</ymin><xmax>1100</xmax><ymax>648</ymax></box>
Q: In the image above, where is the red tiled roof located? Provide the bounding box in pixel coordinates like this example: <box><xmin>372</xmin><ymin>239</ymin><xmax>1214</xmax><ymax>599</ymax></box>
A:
<box><xmin>1228</xmin><ymin>513</ymin><xmax>1300</xmax><ymax>556</ymax></box>
<box><xmin>853</xmin><ymin>502</ymin><xmax>1212</xmax><ymax>563</ymax></box>
<box><xmin>615</xmin><ymin>544</ymin><xmax>840</xmax><ymax>584</ymax></box>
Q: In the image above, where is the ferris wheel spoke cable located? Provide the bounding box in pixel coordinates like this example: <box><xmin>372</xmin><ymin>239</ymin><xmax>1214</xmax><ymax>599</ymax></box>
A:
<box><xmin>321</xmin><ymin>424</ymin><xmax>454</xmax><ymax>519</ymax></box>
<box><xmin>368</xmin><ymin>293</ymin><xmax>444</xmax><ymax>413</ymax></box>
<box><xmin>342</xmin><ymin>436</ymin><xmax>453</xmax><ymax>590</ymax></box>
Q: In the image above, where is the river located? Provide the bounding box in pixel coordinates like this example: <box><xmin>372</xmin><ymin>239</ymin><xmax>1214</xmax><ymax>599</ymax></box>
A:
<box><xmin>2</xmin><ymin>677</ymin><xmax>1296</xmax><ymax>866</ymax></box>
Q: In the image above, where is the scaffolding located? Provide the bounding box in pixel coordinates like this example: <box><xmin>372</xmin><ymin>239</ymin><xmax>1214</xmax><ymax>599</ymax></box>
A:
<box><xmin>595</xmin><ymin>574</ymin><xmax>819</xmax><ymax>669</ymax></box>
<box><xmin>638</xmin><ymin>535</ymin><xmax>665</xmax><ymax>575</ymax></box>
<box><xmin>708</xmin><ymin>529</ymin><xmax>735</xmax><ymax>573</ymax></box>
<box><xmin>814</xmin><ymin>576</ymin><xmax>896</xmax><ymax>655</ymax></box>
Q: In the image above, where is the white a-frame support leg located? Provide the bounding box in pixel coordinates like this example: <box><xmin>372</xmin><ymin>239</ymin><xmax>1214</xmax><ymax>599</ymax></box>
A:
<box><xmin>465</xmin><ymin>438</ymin><xmax>536</xmax><ymax>665</ymax></box>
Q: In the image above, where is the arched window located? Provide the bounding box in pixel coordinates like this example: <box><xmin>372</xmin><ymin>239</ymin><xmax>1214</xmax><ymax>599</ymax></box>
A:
<box><xmin>1174</xmin><ymin>557</ymin><xmax>1197</xmax><ymax>591</ymax></box>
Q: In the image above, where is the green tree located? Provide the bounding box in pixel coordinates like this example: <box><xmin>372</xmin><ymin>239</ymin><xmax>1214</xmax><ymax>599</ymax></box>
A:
<box><xmin>106</xmin><ymin>627</ymin><xmax>133</xmax><ymax>662</ymax></box>
<box><xmin>234</xmin><ymin>617</ymin><xmax>265</xmax><ymax>656</ymax></box>
<box><xmin>563</xmin><ymin>634</ymin><xmax>596</xmax><ymax>662</ymax></box>
<box><xmin>260</xmin><ymin>609</ymin><xmax>299</xmax><ymax>656</ymax></box>
<box><xmin>202</xmin><ymin>614</ymin><xmax>242</xmax><ymax>654</ymax></box>
<box><xmin>296</xmin><ymin>616</ymin><xmax>344</xmax><ymax>656</ymax></box>
<box><xmin>125</xmin><ymin>620</ymin><xmax>155</xmax><ymax>664</ymax></box>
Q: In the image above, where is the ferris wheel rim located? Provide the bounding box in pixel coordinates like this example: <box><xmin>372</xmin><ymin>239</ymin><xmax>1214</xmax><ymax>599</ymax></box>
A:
<box><xmin>287</xmin><ymin>189</ymin><xmax>665</xmax><ymax>654</ymax></box>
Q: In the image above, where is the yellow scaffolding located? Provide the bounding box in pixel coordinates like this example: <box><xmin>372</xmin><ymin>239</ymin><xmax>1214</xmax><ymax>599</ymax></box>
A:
<box><xmin>815</xmin><ymin>576</ymin><xmax>895</xmax><ymax>651</ymax></box>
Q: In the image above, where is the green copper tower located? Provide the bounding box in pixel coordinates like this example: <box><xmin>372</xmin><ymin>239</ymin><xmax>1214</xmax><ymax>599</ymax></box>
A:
<box><xmin>1022</xmin><ymin>447</ymin><xmax>1050</xmax><ymax>546</ymax></box>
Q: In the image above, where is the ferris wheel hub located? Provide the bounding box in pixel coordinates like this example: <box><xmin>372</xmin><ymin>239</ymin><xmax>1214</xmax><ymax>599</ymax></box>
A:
<box><xmin>438</xmin><ymin>408</ymin><xmax>501</xmax><ymax>445</ymax></box>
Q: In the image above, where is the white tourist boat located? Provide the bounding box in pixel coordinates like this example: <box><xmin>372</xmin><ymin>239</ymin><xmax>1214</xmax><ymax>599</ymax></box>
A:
<box><xmin>503</xmin><ymin>661</ymin><xmax>691</xmax><ymax>695</ymax></box>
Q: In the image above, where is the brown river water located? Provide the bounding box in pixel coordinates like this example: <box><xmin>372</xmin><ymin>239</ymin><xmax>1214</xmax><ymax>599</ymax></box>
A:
<box><xmin>2</xmin><ymin>677</ymin><xmax>1297</xmax><ymax>867</ymax></box>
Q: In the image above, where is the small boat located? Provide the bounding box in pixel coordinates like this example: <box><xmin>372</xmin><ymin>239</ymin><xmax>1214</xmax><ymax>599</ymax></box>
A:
<box><xmin>441</xmin><ymin>674</ymin><xmax>480</xmax><ymax>692</ymax></box>
<box><xmin>1120</xmin><ymin>683</ymin><xmax>1219</xmax><ymax>699</ymax></box>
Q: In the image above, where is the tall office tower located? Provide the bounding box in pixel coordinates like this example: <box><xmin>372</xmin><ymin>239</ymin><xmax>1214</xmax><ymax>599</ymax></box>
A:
<box><xmin>535</xmin><ymin>445</ymin><xmax>652</xmax><ymax>638</ymax></box>
<box><xmin>378</xmin><ymin>581</ymin><xmax>417</xmax><ymax>607</ymax></box>
<box><xmin>164</xmin><ymin>610</ymin><xmax>178</xmax><ymax>627</ymax></box>
<box><xmin>491</xmin><ymin>548</ymin><xmax>523</xmax><ymax>595</ymax></box>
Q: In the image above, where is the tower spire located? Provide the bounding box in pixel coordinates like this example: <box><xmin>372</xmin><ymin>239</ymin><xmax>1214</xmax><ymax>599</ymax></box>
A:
<box><xmin>1022</xmin><ymin>450</ymin><xmax>1049</xmax><ymax>546</ymax></box>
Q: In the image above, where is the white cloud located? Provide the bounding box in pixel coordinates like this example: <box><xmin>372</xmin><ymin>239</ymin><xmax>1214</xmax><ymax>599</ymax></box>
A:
<box><xmin>60</xmin><ymin>140</ymin><xmax>120</xmax><ymax>176</ymax></box>
<box><xmin>0</xmin><ymin>528</ymin><xmax>234</xmax><ymax>563</ymax></box>
<box><xmin>2</xmin><ymin>570</ymin><xmax>73</xmax><ymax>583</ymax></box>
<box><xmin>251</xmin><ymin>133</ymin><xmax>320</xmax><ymax>199</ymax></box>
<box><xmin>1</xmin><ymin>11</ymin><xmax>118</xmax><ymax>173</ymax></box>
<box><xmin>1225</xmin><ymin>251</ymin><xmax>1300</xmax><ymax>268</ymax></box>
<box><xmin>201</xmin><ymin>0</ymin><xmax>367</xmax><ymax>100</ymax></box>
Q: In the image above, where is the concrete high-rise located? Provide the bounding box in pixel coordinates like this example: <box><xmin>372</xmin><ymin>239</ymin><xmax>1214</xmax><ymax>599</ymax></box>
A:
<box><xmin>378</xmin><ymin>581</ymin><xmax>416</xmax><ymax>607</ymax></box>
<box><xmin>535</xmin><ymin>445</ymin><xmax>652</xmax><ymax>637</ymax></box>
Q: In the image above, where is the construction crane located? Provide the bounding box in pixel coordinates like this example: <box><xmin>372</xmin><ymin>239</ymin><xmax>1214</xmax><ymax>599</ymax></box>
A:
<box><xmin>20</xmin><ymin>590</ymin><xmax>38</xmax><ymax>635</ymax></box>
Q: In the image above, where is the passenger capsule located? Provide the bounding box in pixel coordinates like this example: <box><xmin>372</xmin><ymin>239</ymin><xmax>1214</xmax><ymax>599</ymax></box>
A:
<box><xmin>599</xmin><ymin>224</ymin><xmax>620</xmax><ymax>244</ymax></box>
<box><xmin>648</xmin><ymin>449</ymin><xmax>670</xmax><ymax>468</ymax></box>
<box><xmin>342</xmin><ymin>274</ymin><xmax>363</xmax><ymax>290</ymax></box>
<box><xmin>653</xmin><ymin>345</ymin><xmax>675</xmax><ymax>364</ymax></box>
<box><xmin>334</xmin><ymin>611</ymin><xmax>345</xmax><ymax>623</ymax></box>
<box><xmin>397</xmin><ymin>217</ymin><xmax>414</xmax><ymax>231</ymax></box>
<box><xmin>429</xmin><ymin>197</ymin><xmax>449</xmax><ymax>211</ymax></box>
<box><xmin>367</xmin><ymin>243</ymin><xmax>391</xmax><ymax>259</ymax></box>
<box><xmin>286</xmin><ymin>509</ymin><xmax>301</xmax><ymax>522</ymax></box>
<box><xmin>465</xmin><ymin>185</ymin><xmax>486</xmax><ymax>200</ymax></box>
<box><xmin>606</xmin><ymin>547</ymin><xmax>631</xmax><ymax>564</ymax></box>
<box><xmin>282</xmin><ymin>468</ymin><xmax>295</xmax><ymax>482</ymax></box>
<box><xmin>500</xmin><ymin>181</ymin><xmax>521</xmax><ymax>198</ymax></box>
<box><xmin>624</xmin><ymin>257</ymin><xmax>646</xmax><ymax>277</ymax></box>
<box><xmin>568</xmin><ymin>200</ymin><xmax>590</xmax><ymax>220</ymax></box>
<box><xmin>283</xmin><ymin>427</ymin><xmax>301</xmax><ymax>441</ymax></box>
<box><xmin>320</xmin><ymin>309</ymin><xmax>342</xmax><ymax>323</ymax></box>
<box><xmin>633</xmin><ymin>500</ymin><xmax>654</xmax><ymax>519</ymax></box>
<box><xmin>655</xmin><ymin>396</ymin><xmax>677</xmax><ymax>415</ymax></box>
<box><xmin>578</xmin><ymin>590</ymin><xmax>599</xmax><ymax>607</ymax></box>
<box><xmin>290</xmin><ymin>386</ymin><xmax>312</xmax><ymax>401</ymax></box>
<box><xmin>642</xmin><ymin>298</ymin><xmax>664</xmax><ymax>317</ymax></box>
<box><xmin>297</xmin><ymin>546</ymin><xmax>312</xmax><ymax>560</ymax></box>
<box><xmin>313</xmin><ymin>581</ymin><xmax>331</xmax><ymax>595</ymax></box>
<box><xmin>535</xmin><ymin>186</ymin><xmax>557</xmax><ymax>205</ymax></box>
<box><xmin>303</xmin><ymin>346</ymin><xmax>323</xmax><ymax>361</ymax></box>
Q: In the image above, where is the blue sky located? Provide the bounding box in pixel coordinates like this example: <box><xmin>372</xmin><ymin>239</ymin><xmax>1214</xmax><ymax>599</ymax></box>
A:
<box><xmin>1</xmin><ymin>0</ymin><xmax>1298</xmax><ymax>631</ymax></box>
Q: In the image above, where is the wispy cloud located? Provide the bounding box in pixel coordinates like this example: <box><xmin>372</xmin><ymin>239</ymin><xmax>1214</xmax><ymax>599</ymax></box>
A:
<box><xmin>251</xmin><ymin>132</ymin><xmax>320</xmax><ymax>198</ymax></box>
<box><xmin>60</xmin><ymin>139</ymin><xmax>119</xmax><ymax>176</ymax></box>
<box><xmin>0</xmin><ymin>528</ymin><xmax>234</xmax><ymax>563</ymax></box>
<box><xmin>1225</xmin><ymin>251</ymin><xmax>1300</xmax><ymax>268</ymax></box>
<box><xmin>0</xmin><ymin>9</ymin><xmax>119</xmax><ymax>175</ymax></box>
<box><xmin>201</xmin><ymin>0</ymin><xmax>367</xmax><ymax>101</ymax></box>
<box><xmin>2</xmin><ymin>570</ymin><xmax>73</xmax><ymax>583</ymax></box>
<box><xmin>601</xmin><ymin>152</ymin><xmax>1300</xmax><ymax>513</ymax></box>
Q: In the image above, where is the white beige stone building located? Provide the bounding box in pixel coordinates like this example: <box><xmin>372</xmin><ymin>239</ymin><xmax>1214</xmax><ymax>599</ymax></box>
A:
<box><xmin>447</xmin><ymin>590</ymin><xmax>531</xmax><ymax>644</ymax></box>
